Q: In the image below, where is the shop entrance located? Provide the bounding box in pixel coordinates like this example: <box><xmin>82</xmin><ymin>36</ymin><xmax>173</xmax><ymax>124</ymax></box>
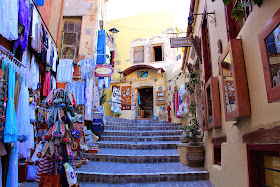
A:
<box><xmin>137</xmin><ymin>87</ymin><xmax>154</xmax><ymax>119</ymax></box>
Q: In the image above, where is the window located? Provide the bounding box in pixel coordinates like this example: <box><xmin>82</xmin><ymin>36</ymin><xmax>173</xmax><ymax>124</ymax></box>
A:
<box><xmin>225</xmin><ymin>0</ymin><xmax>252</xmax><ymax>40</ymax></box>
<box><xmin>152</xmin><ymin>44</ymin><xmax>163</xmax><ymax>62</ymax></box>
<box><xmin>213</xmin><ymin>144</ymin><xmax>221</xmax><ymax>166</ymax></box>
<box><xmin>247</xmin><ymin>144</ymin><xmax>280</xmax><ymax>187</ymax></box>
<box><xmin>259</xmin><ymin>8</ymin><xmax>280</xmax><ymax>102</ymax></box>
<box><xmin>133</xmin><ymin>46</ymin><xmax>144</xmax><ymax>63</ymax></box>
<box><xmin>219</xmin><ymin>39</ymin><xmax>250</xmax><ymax>121</ymax></box>
<box><xmin>205</xmin><ymin>76</ymin><xmax>221</xmax><ymax>130</ymax></box>
<box><xmin>60</xmin><ymin>17</ymin><xmax>82</xmax><ymax>60</ymax></box>
<box><xmin>201</xmin><ymin>15</ymin><xmax>212</xmax><ymax>83</ymax></box>
<box><xmin>110</xmin><ymin>50</ymin><xmax>115</xmax><ymax>67</ymax></box>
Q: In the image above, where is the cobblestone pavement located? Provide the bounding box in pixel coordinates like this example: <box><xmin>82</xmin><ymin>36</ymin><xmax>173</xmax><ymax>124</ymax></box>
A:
<box><xmin>20</xmin><ymin>181</ymin><xmax>214</xmax><ymax>187</ymax></box>
<box><xmin>75</xmin><ymin>162</ymin><xmax>207</xmax><ymax>174</ymax></box>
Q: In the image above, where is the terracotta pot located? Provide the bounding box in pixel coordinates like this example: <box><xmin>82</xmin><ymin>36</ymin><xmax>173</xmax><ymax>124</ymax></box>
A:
<box><xmin>186</xmin><ymin>144</ymin><xmax>204</xmax><ymax>167</ymax></box>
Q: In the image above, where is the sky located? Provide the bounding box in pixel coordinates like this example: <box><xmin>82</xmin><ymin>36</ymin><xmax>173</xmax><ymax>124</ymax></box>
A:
<box><xmin>105</xmin><ymin>0</ymin><xmax>190</xmax><ymax>30</ymax></box>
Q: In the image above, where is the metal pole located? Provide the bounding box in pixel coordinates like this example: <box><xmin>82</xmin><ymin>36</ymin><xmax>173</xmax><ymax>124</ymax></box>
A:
<box><xmin>135</xmin><ymin>116</ymin><xmax>137</xmax><ymax>145</ymax></box>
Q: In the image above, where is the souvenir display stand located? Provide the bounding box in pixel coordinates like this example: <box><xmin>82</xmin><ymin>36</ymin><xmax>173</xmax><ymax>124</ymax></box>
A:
<box><xmin>35</xmin><ymin>88</ymin><xmax>79</xmax><ymax>186</ymax></box>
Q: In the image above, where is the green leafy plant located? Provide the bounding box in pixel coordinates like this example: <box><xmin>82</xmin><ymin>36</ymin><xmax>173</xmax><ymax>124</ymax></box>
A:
<box><xmin>100</xmin><ymin>91</ymin><xmax>107</xmax><ymax>106</ymax></box>
<box><xmin>185</xmin><ymin>71</ymin><xmax>201</xmax><ymax>94</ymax></box>
<box><xmin>185</xmin><ymin>70</ymin><xmax>202</xmax><ymax>146</ymax></box>
<box><xmin>187</xmin><ymin>118</ymin><xmax>201</xmax><ymax>146</ymax></box>
<box><xmin>212</xmin><ymin>0</ymin><xmax>264</xmax><ymax>21</ymax></box>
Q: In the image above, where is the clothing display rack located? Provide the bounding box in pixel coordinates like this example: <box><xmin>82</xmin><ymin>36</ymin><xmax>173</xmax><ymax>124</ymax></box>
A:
<box><xmin>0</xmin><ymin>45</ymin><xmax>26</xmax><ymax>68</ymax></box>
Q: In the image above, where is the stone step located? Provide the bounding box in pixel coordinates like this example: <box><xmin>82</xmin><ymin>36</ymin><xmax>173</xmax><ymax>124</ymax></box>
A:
<box><xmin>103</xmin><ymin>130</ymin><xmax>183</xmax><ymax>137</ymax></box>
<box><xmin>95</xmin><ymin>141</ymin><xmax>180</xmax><ymax>150</ymax></box>
<box><xmin>20</xmin><ymin>181</ymin><xmax>214</xmax><ymax>187</ymax></box>
<box><xmin>76</xmin><ymin>162</ymin><xmax>209</xmax><ymax>183</ymax></box>
<box><xmin>100</xmin><ymin>135</ymin><xmax>181</xmax><ymax>142</ymax></box>
<box><xmin>105</xmin><ymin>125</ymin><xmax>180</xmax><ymax>131</ymax></box>
<box><xmin>85</xmin><ymin>149</ymin><xmax>179</xmax><ymax>163</ymax></box>
<box><xmin>106</xmin><ymin>122</ymin><xmax>181</xmax><ymax>127</ymax></box>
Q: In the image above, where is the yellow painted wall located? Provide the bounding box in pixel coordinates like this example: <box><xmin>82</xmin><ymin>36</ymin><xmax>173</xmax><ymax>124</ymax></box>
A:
<box><xmin>104</xmin><ymin>10</ymin><xmax>187</xmax><ymax>124</ymax></box>
<box><xmin>107</xmin><ymin>10</ymin><xmax>174</xmax><ymax>81</ymax></box>
<box><xmin>184</xmin><ymin>0</ymin><xmax>280</xmax><ymax>186</ymax></box>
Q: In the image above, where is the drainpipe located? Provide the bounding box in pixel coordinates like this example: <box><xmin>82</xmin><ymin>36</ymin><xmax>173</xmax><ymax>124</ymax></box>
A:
<box><xmin>181</xmin><ymin>0</ymin><xmax>196</xmax><ymax>72</ymax></box>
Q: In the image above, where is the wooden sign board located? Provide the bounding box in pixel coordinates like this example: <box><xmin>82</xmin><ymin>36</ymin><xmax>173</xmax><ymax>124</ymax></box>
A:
<box><xmin>170</xmin><ymin>37</ymin><xmax>192</xmax><ymax>48</ymax></box>
<box><xmin>156</xmin><ymin>91</ymin><xmax>165</xmax><ymax>105</ymax></box>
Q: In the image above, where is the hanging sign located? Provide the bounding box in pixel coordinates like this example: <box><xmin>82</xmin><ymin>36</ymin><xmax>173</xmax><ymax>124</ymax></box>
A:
<box><xmin>170</xmin><ymin>37</ymin><xmax>192</xmax><ymax>48</ymax></box>
<box><xmin>95</xmin><ymin>64</ymin><xmax>113</xmax><ymax>77</ymax></box>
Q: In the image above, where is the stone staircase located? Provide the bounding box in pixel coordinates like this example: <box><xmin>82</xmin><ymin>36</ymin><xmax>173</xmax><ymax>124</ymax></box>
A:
<box><xmin>76</xmin><ymin>116</ymin><xmax>209</xmax><ymax>184</ymax></box>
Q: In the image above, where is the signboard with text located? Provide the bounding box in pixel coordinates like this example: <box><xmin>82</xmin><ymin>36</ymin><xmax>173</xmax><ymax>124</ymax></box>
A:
<box><xmin>170</xmin><ymin>37</ymin><xmax>192</xmax><ymax>48</ymax></box>
<box><xmin>95</xmin><ymin>64</ymin><xmax>113</xmax><ymax>77</ymax></box>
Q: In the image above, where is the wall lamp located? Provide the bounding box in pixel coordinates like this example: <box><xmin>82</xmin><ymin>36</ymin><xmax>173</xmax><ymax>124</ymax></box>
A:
<box><xmin>107</xmin><ymin>27</ymin><xmax>119</xmax><ymax>44</ymax></box>
<box><xmin>188</xmin><ymin>11</ymin><xmax>216</xmax><ymax>26</ymax></box>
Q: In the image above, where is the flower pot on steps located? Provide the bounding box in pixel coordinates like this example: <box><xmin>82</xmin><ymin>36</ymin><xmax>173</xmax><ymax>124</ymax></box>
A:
<box><xmin>186</xmin><ymin>144</ymin><xmax>204</xmax><ymax>167</ymax></box>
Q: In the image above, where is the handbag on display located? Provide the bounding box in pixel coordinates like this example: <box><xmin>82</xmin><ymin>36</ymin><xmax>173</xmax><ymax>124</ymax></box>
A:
<box><xmin>26</xmin><ymin>162</ymin><xmax>38</xmax><ymax>181</ymax></box>
<box><xmin>63</xmin><ymin>162</ymin><xmax>79</xmax><ymax>187</ymax></box>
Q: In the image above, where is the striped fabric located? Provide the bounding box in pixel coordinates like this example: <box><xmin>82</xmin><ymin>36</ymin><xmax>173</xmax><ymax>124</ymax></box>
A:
<box><xmin>35</xmin><ymin>157</ymin><xmax>54</xmax><ymax>183</ymax></box>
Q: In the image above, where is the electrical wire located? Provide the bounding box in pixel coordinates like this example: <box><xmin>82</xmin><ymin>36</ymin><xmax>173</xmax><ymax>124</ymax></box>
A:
<box><xmin>230</xmin><ymin>118</ymin><xmax>250</xmax><ymax>143</ymax></box>
<box><xmin>107</xmin><ymin>22</ymin><xmax>183</xmax><ymax>32</ymax></box>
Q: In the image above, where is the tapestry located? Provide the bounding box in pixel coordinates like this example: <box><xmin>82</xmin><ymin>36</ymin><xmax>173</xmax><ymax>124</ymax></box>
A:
<box><xmin>121</xmin><ymin>86</ymin><xmax>132</xmax><ymax>110</ymax></box>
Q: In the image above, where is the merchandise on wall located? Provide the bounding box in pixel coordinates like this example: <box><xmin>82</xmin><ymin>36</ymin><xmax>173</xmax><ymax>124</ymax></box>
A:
<box><xmin>0</xmin><ymin>0</ymin><xmax>65</xmax><ymax>185</ymax></box>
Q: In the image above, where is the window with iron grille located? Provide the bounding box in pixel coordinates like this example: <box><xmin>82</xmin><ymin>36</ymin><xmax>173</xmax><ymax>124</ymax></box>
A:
<box><xmin>133</xmin><ymin>46</ymin><xmax>144</xmax><ymax>63</ymax></box>
<box><xmin>225</xmin><ymin>0</ymin><xmax>252</xmax><ymax>40</ymax></box>
<box><xmin>247</xmin><ymin>144</ymin><xmax>280</xmax><ymax>187</ymax></box>
<box><xmin>60</xmin><ymin>17</ymin><xmax>82</xmax><ymax>60</ymax></box>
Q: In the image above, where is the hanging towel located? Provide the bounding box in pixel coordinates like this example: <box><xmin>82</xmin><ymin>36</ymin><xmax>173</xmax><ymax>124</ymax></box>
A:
<box><xmin>96</xmin><ymin>30</ymin><xmax>106</xmax><ymax>64</ymax></box>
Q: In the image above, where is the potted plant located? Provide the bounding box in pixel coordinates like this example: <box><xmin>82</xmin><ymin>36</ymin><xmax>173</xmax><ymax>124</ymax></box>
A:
<box><xmin>185</xmin><ymin>71</ymin><xmax>204</xmax><ymax>167</ymax></box>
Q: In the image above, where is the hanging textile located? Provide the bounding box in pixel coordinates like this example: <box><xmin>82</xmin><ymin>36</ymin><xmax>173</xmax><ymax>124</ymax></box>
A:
<box><xmin>14</xmin><ymin>73</ymin><xmax>21</xmax><ymax>113</ymax></box>
<box><xmin>96</xmin><ymin>30</ymin><xmax>106</xmax><ymax>64</ymax></box>
<box><xmin>33</xmin><ymin>0</ymin><xmax>45</xmax><ymax>6</ymax></box>
<box><xmin>52</xmin><ymin>45</ymin><xmax>58</xmax><ymax>72</ymax></box>
<box><xmin>43</xmin><ymin>72</ymin><xmax>51</xmax><ymax>97</ymax></box>
<box><xmin>78</xmin><ymin>58</ymin><xmax>95</xmax><ymax>80</ymax></box>
<box><xmin>85</xmin><ymin>77</ymin><xmax>94</xmax><ymax>120</ymax></box>
<box><xmin>72</xmin><ymin>81</ymin><xmax>85</xmax><ymax>105</ymax></box>
<box><xmin>14</xmin><ymin>0</ymin><xmax>31</xmax><ymax>52</ymax></box>
<box><xmin>57</xmin><ymin>59</ymin><xmax>74</xmax><ymax>83</ymax></box>
<box><xmin>4</xmin><ymin>64</ymin><xmax>18</xmax><ymax>143</ymax></box>
<box><xmin>17</xmin><ymin>76</ymin><xmax>34</xmax><ymax>158</ymax></box>
<box><xmin>6</xmin><ymin>145</ymin><xmax>18</xmax><ymax>187</ymax></box>
<box><xmin>31</xmin><ymin>5</ymin><xmax>42</xmax><ymax>52</ymax></box>
<box><xmin>0</xmin><ymin>0</ymin><xmax>19</xmax><ymax>40</ymax></box>
<box><xmin>28</xmin><ymin>55</ymin><xmax>40</xmax><ymax>90</ymax></box>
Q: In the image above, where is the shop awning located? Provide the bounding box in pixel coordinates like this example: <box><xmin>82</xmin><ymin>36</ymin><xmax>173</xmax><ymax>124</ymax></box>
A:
<box><xmin>121</xmin><ymin>64</ymin><xmax>165</xmax><ymax>76</ymax></box>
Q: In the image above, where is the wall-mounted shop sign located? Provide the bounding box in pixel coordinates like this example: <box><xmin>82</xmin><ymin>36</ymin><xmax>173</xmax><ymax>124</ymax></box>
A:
<box><xmin>95</xmin><ymin>64</ymin><xmax>113</xmax><ymax>77</ymax></box>
<box><xmin>170</xmin><ymin>37</ymin><xmax>192</xmax><ymax>48</ymax></box>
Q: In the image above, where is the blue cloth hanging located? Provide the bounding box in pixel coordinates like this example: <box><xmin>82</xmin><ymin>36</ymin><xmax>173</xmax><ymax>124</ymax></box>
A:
<box><xmin>96</xmin><ymin>30</ymin><xmax>106</xmax><ymax>64</ymax></box>
<box><xmin>33</xmin><ymin>0</ymin><xmax>45</xmax><ymax>6</ymax></box>
<box><xmin>138</xmin><ymin>92</ymin><xmax>141</xmax><ymax>105</ymax></box>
